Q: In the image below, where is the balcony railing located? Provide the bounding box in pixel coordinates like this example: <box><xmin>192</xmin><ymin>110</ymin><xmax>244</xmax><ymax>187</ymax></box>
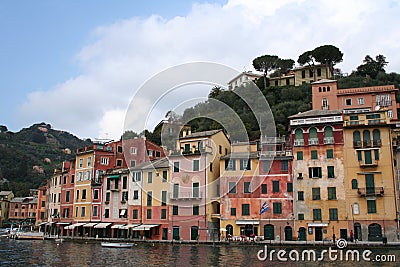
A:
<box><xmin>308</xmin><ymin>138</ymin><xmax>319</xmax><ymax>145</ymax></box>
<box><xmin>359</xmin><ymin>160</ymin><xmax>378</xmax><ymax>167</ymax></box>
<box><xmin>294</xmin><ymin>139</ymin><xmax>304</xmax><ymax>146</ymax></box>
<box><xmin>353</xmin><ymin>141</ymin><xmax>362</xmax><ymax>148</ymax></box>
<box><xmin>357</xmin><ymin>187</ymin><xmax>384</xmax><ymax>197</ymax></box>
<box><xmin>324</xmin><ymin>137</ymin><xmax>334</xmax><ymax>144</ymax></box>
<box><xmin>344</xmin><ymin>119</ymin><xmax>387</xmax><ymax>127</ymax></box>
<box><xmin>170</xmin><ymin>192</ymin><xmax>203</xmax><ymax>200</ymax></box>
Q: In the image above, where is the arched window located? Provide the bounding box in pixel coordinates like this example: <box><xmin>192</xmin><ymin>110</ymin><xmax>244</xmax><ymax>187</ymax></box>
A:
<box><xmin>294</xmin><ymin>129</ymin><xmax>304</xmax><ymax>146</ymax></box>
<box><xmin>309</xmin><ymin>127</ymin><xmax>318</xmax><ymax>145</ymax></box>
<box><xmin>324</xmin><ymin>126</ymin><xmax>333</xmax><ymax>144</ymax></box>
<box><xmin>353</xmin><ymin>131</ymin><xmax>361</xmax><ymax>147</ymax></box>
<box><xmin>322</xmin><ymin>98</ymin><xmax>328</xmax><ymax>110</ymax></box>
<box><xmin>373</xmin><ymin>129</ymin><xmax>381</xmax><ymax>146</ymax></box>
<box><xmin>363</xmin><ymin>130</ymin><xmax>371</xmax><ymax>147</ymax></box>
<box><xmin>368</xmin><ymin>223</ymin><xmax>382</xmax><ymax>241</ymax></box>
<box><xmin>351</xmin><ymin>179</ymin><xmax>358</xmax><ymax>189</ymax></box>
<box><xmin>226</xmin><ymin>224</ymin><xmax>233</xmax><ymax>236</ymax></box>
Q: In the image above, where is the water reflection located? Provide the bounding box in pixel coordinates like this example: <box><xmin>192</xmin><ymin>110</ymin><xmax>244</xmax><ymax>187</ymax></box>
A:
<box><xmin>0</xmin><ymin>239</ymin><xmax>398</xmax><ymax>266</ymax></box>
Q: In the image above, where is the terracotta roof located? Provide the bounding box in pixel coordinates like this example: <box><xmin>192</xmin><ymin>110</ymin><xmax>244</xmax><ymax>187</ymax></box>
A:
<box><xmin>289</xmin><ymin>109</ymin><xmax>342</xmax><ymax>119</ymax></box>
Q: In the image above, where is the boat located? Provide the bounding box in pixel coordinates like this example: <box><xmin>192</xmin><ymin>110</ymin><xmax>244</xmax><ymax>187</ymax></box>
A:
<box><xmin>12</xmin><ymin>231</ymin><xmax>44</xmax><ymax>240</ymax></box>
<box><xmin>101</xmin><ymin>242</ymin><xmax>134</xmax><ymax>248</ymax></box>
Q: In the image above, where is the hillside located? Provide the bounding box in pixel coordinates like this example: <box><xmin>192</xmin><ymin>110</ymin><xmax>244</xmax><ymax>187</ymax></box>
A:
<box><xmin>0</xmin><ymin>123</ymin><xmax>91</xmax><ymax>196</ymax></box>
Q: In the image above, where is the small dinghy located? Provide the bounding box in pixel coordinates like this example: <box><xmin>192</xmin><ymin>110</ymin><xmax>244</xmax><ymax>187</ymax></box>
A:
<box><xmin>101</xmin><ymin>242</ymin><xmax>134</xmax><ymax>248</ymax></box>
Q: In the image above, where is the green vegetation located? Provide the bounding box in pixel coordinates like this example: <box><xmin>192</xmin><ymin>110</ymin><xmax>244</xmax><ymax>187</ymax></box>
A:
<box><xmin>0</xmin><ymin>123</ymin><xmax>91</xmax><ymax>196</ymax></box>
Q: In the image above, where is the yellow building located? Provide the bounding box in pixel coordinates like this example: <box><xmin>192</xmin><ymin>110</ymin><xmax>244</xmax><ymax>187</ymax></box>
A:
<box><xmin>343</xmin><ymin>110</ymin><xmax>399</xmax><ymax>242</ymax></box>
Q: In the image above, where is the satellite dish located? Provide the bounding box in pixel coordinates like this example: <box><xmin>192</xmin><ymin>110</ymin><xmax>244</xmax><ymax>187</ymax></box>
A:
<box><xmin>375</xmin><ymin>105</ymin><xmax>380</xmax><ymax>111</ymax></box>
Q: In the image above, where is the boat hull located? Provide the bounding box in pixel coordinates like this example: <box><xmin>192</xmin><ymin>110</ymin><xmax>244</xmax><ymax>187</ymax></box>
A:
<box><xmin>101</xmin><ymin>242</ymin><xmax>133</xmax><ymax>248</ymax></box>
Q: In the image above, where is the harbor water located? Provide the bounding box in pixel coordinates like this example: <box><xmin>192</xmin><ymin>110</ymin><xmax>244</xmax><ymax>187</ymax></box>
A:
<box><xmin>0</xmin><ymin>239</ymin><xmax>399</xmax><ymax>266</ymax></box>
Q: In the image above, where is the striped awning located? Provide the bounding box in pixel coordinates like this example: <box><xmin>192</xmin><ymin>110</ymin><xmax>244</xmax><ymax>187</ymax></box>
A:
<box><xmin>64</xmin><ymin>222</ymin><xmax>86</xmax><ymax>230</ymax></box>
<box><xmin>131</xmin><ymin>224</ymin><xmax>159</xmax><ymax>231</ymax></box>
<box><xmin>111</xmin><ymin>224</ymin><xmax>127</xmax><ymax>229</ymax></box>
<box><xmin>94</xmin><ymin>222</ymin><xmax>111</xmax><ymax>229</ymax></box>
<box><xmin>83</xmin><ymin>222</ymin><xmax>98</xmax><ymax>227</ymax></box>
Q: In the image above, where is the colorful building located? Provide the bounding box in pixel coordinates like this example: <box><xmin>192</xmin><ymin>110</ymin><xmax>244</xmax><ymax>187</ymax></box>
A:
<box><xmin>0</xmin><ymin>191</ymin><xmax>14</xmax><ymax>227</ymax></box>
<box><xmin>343</xmin><ymin>110</ymin><xmax>399</xmax><ymax>241</ymax></box>
<box><xmin>290</xmin><ymin>109</ymin><xmax>346</xmax><ymax>241</ymax></box>
<box><xmin>169</xmin><ymin>129</ymin><xmax>231</xmax><ymax>241</ymax></box>
<box><xmin>311</xmin><ymin>79</ymin><xmax>399</xmax><ymax>120</ymax></box>
<box><xmin>8</xmin><ymin>196</ymin><xmax>38</xmax><ymax>227</ymax></box>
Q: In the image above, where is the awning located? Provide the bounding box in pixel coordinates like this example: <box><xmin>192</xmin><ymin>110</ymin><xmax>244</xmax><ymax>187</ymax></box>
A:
<box><xmin>64</xmin><ymin>222</ymin><xmax>86</xmax><ymax>230</ymax></box>
<box><xmin>235</xmin><ymin>220</ymin><xmax>259</xmax><ymax>225</ymax></box>
<box><xmin>111</xmin><ymin>224</ymin><xmax>126</xmax><ymax>229</ymax></box>
<box><xmin>83</xmin><ymin>222</ymin><xmax>98</xmax><ymax>227</ymax></box>
<box><xmin>46</xmin><ymin>222</ymin><xmax>54</xmax><ymax>226</ymax></box>
<box><xmin>107</xmin><ymin>175</ymin><xmax>120</xmax><ymax>179</ymax></box>
<box><xmin>308</xmin><ymin>222</ymin><xmax>329</xmax><ymax>227</ymax></box>
<box><xmin>56</xmin><ymin>222</ymin><xmax>71</xmax><ymax>225</ymax></box>
<box><xmin>126</xmin><ymin>224</ymin><xmax>140</xmax><ymax>228</ymax></box>
<box><xmin>131</xmin><ymin>224</ymin><xmax>159</xmax><ymax>231</ymax></box>
<box><xmin>94</xmin><ymin>222</ymin><xmax>111</xmax><ymax>229</ymax></box>
<box><xmin>37</xmin><ymin>222</ymin><xmax>47</xmax><ymax>226</ymax></box>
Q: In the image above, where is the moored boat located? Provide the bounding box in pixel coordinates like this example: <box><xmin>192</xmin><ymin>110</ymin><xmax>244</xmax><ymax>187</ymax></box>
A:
<box><xmin>12</xmin><ymin>231</ymin><xmax>44</xmax><ymax>240</ymax></box>
<box><xmin>101</xmin><ymin>242</ymin><xmax>134</xmax><ymax>248</ymax></box>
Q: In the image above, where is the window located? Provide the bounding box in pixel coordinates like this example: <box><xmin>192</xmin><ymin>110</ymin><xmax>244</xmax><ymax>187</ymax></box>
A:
<box><xmin>358</xmin><ymin>98</ymin><xmax>364</xmax><ymax>105</ymax></box>
<box><xmin>297</xmin><ymin>172</ymin><xmax>303</xmax><ymax>179</ymax></box>
<box><xmin>116</xmin><ymin>159</ymin><xmax>122</xmax><ymax>166</ymax></box>
<box><xmin>174</xmin><ymin>162</ymin><xmax>180</xmax><ymax>172</ymax></box>
<box><xmin>322</xmin><ymin>98</ymin><xmax>328</xmax><ymax>109</ymax></box>
<box><xmin>81</xmin><ymin>207</ymin><xmax>86</xmax><ymax>217</ymax></box>
<box><xmin>240</xmin><ymin>159</ymin><xmax>251</xmax><ymax>170</ymax></box>
<box><xmin>309</xmin><ymin>167</ymin><xmax>322</xmax><ymax>178</ymax></box>
<box><xmin>328</xmin><ymin>187</ymin><xmax>337</xmax><ymax>200</ymax></box>
<box><xmin>130</xmin><ymin>160</ymin><xmax>136</xmax><ymax>167</ymax></box>
<box><xmin>219</xmin><ymin>145</ymin><xmax>222</xmax><ymax>154</ymax></box>
<box><xmin>193</xmin><ymin>182</ymin><xmax>199</xmax><ymax>198</ymax></box>
<box><xmin>184</xmin><ymin>144</ymin><xmax>190</xmax><ymax>152</ymax></box>
<box><xmin>273</xmin><ymin>202</ymin><xmax>282</xmax><ymax>214</ymax></box>
<box><xmin>373</xmin><ymin>129</ymin><xmax>381</xmax><ymax>146</ymax></box>
<box><xmin>313</xmin><ymin>209</ymin><xmax>322</xmax><ymax>220</ymax></box>
<box><xmin>63</xmin><ymin>176</ymin><xmax>67</xmax><ymax>184</ymax></box>
<box><xmin>317</xmin><ymin>68</ymin><xmax>322</xmax><ymax>76</ymax></box>
<box><xmin>244</xmin><ymin>182</ymin><xmax>251</xmax><ymax>194</ymax></box>
<box><xmin>132</xmin><ymin>209</ymin><xmax>138</xmax><ymax>219</ymax></box>
<box><xmin>79</xmin><ymin>158</ymin><xmax>83</xmax><ymax>168</ymax></box>
<box><xmin>85</xmin><ymin>170</ymin><xmax>91</xmax><ymax>180</ymax></box>
<box><xmin>287</xmin><ymin>183</ymin><xmax>293</xmax><ymax>192</ymax></box>
<box><xmin>105</xmin><ymin>192</ymin><xmax>110</xmax><ymax>202</ymax></box>
<box><xmin>173</xmin><ymin>205</ymin><xmax>178</xmax><ymax>215</ymax></box>
<box><xmin>309</xmin><ymin>128</ymin><xmax>318</xmax><ymax>145</ymax></box>
<box><xmin>298</xmin><ymin>213</ymin><xmax>304</xmax><ymax>220</ymax></box>
<box><xmin>327</xmin><ymin>149</ymin><xmax>333</xmax><ymax>159</ymax></box>
<box><xmin>173</xmin><ymin>184</ymin><xmax>179</xmax><ymax>198</ymax></box>
<box><xmin>297</xmin><ymin>151</ymin><xmax>303</xmax><ymax>160</ymax></box>
<box><xmin>367</xmin><ymin>200</ymin><xmax>376</xmax><ymax>213</ymax></box>
<box><xmin>346</xmin><ymin>98</ymin><xmax>352</xmax><ymax>106</ymax></box>
<box><xmin>329</xmin><ymin>208</ymin><xmax>338</xmax><ymax>220</ymax></box>
<box><xmin>71</xmin><ymin>175</ymin><xmax>74</xmax><ymax>184</ymax></box>
<box><xmin>93</xmin><ymin>206</ymin><xmax>98</xmax><ymax>217</ymax></box>
<box><xmin>133</xmin><ymin>190</ymin><xmax>138</xmax><ymax>200</ymax></box>
<box><xmin>122</xmin><ymin>191</ymin><xmax>128</xmax><ymax>201</ymax></box>
<box><xmin>231</xmin><ymin>208</ymin><xmax>236</xmax><ymax>216</ymax></box>
<box><xmin>294</xmin><ymin>128</ymin><xmax>304</xmax><ymax>146</ymax></box>
<box><xmin>147</xmin><ymin>209</ymin><xmax>152</xmax><ymax>219</ymax></box>
<box><xmin>351</xmin><ymin>179</ymin><xmax>358</xmax><ymax>189</ymax></box>
<box><xmin>242</xmin><ymin>204</ymin><xmax>250</xmax><ymax>216</ymax></box>
<box><xmin>272</xmin><ymin>181</ymin><xmax>279</xmax><ymax>192</ymax></box>
<box><xmin>193</xmin><ymin>160</ymin><xmax>199</xmax><ymax>171</ymax></box>
<box><xmin>117</xmin><ymin>146</ymin><xmax>123</xmax><ymax>153</ymax></box>
<box><xmin>66</xmin><ymin>191</ymin><xmax>70</xmax><ymax>202</ymax></box>
<box><xmin>162</xmin><ymin>170</ymin><xmax>167</xmax><ymax>182</ymax></box>
<box><xmin>388</xmin><ymin>110</ymin><xmax>393</xmax><ymax>118</ymax></box>
<box><xmin>77</xmin><ymin>172</ymin><xmax>83</xmax><ymax>182</ymax></box>
<box><xmin>156</xmin><ymin>151</ymin><xmax>160</xmax><ymax>157</ymax></box>
<box><xmin>101</xmin><ymin>157</ymin><xmax>109</xmax><ymax>165</ymax></box>
<box><xmin>327</xmin><ymin>166</ymin><xmax>335</xmax><ymax>178</ymax></box>
<box><xmin>148</xmin><ymin>172</ymin><xmax>153</xmax><ymax>183</ymax></box>
<box><xmin>193</xmin><ymin>205</ymin><xmax>199</xmax><ymax>215</ymax></box>
<box><xmin>147</xmin><ymin>192</ymin><xmax>152</xmax><ymax>206</ymax></box>
<box><xmin>147</xmin><ymin>150</ymin><xmax>153</xmax><ymax>157</ymax></box>
<box><xmin>76</xmin><ymin>190</ymin><xmax>80</xmax><ymax>200</ymax></box>
<box><xmin>301</xmin><ymin>70</ymin><xmax>306</xmax><ymax>78</ymax></box>
<box><xmin>210</xmin><ymin>162</ymin><xmax>213</xmax><ymax>172</ymax></box>
<box><xmin>311</xmin><ymin>150</ymin><xmax>318</xmax><ymax>159</ymax></box>
<box><xmin>87</xmin><ymin>157</ymin><xmax>92</xmax><ymax>167</ymax></box>
<box><xmin>161</xmin><ymin>209</ymin><xmax>167</xmax><ymax>219</ymax></box>
<box><xmin>135</xmin><ymin>172</ymin><xmax>141</xmax><ymax>181</ymax></box>
<box><xmin>225</xmin><ymin>159</ymin><xmax>236</xmax><ymax>170</ymax></box>
<box><xmin>309</xmin><ymin>69</ymin><xmax>313</xmax><ymax>78</ymax></box>
<box><xmin>298</xmin><ymin>191</ymin><xmax>304</xmax><ymax>201</ymax></box>
<box><xmin>312</xmin><ymin>187</ymin><xmax>321</xmax><ymax>200</ymax></box>
<box><xmin>131</xmin><ymin>147</ymin><xmax>136</xmax><ymax>154</ymax></box>
<box><xmin>281</xmin><ymin>160</ymin><xmax>288</xmax><ymax>171</ymax></box>
<box><xmin>353</xmin><ymin>131</ymin><xmax>361</xmax><ymax>147</ymax></box>
<box><xmin>261</xmin><ymin>184</ymin><xmax>267</xmax><ymax>194</ymax></box>
<box><xmin>229</xmin><ymin>182</ymin><xmax>236</xmax><ymax>194</ymax></box>
<box><xmin>41</xmin><ymin>201</ymin><xmax>45</xmax><ymax>207</ymax></box>
<box><xmin>93</xmin><ymin>190</ymin><xmax>99</xmax><ymax>200</ymax></box>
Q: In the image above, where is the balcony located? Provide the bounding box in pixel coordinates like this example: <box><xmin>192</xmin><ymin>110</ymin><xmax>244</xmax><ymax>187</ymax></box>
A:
<box><xmin>294</xmin><ymin>139</ymin><xmax>304</xmax><ymax>146</ymax></box>
<box><xmin>211</xmin><ymin>213</ymin><xmax>221</xmax><ymax>219</ymax></box>
<box><xmin>308</xmin><ymin>138</ymin><xmax>319</xmax><ymax>146</ymax></box>
<box><xmin>353</xmin><ymin>141</ymin><xmax>362</xmax><ymax>148</ymax></box>
<box><xmin>359</xmin><ymin>160</ymin><xmax>378</xmax><ymax>167</ymax></box>
<box><xmin>357</xmin><ymin>187</ymin><xmax>384</xmax><ymax>197</ymax></box>
<box><xmin>324</xmin><ymin>137</ymin><xmax>334</xmax><ymax>145</ymax></box>
<box><xmin>363</xmin><ymin>140</ymin><xmax>372</xmax><ymax>148</ymax></box>
<box><xmin>262</xmin><ymin>151</ymin><xmax>292</xmax><ymax>157</ymax></box>
<box><xmin>170</xmin><ymin>192</ymin><xmax>203</xmax><ymax>200</ymax></box>
<box><xmin>373</xmin><ymin>139</ymin><xmax>382</xmax><ymax>147</ymax></box>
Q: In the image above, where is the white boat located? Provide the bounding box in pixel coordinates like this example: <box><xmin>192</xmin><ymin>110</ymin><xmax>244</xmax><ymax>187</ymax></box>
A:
<box><xmin>101</xmin><ymin>242</ymin><xmax>134</xmax><ymax>248</ymax></box>
<box><xmin>13</xmin><ymin>231</ymin><xmax>44</xmax><ymax>240</ymax></box>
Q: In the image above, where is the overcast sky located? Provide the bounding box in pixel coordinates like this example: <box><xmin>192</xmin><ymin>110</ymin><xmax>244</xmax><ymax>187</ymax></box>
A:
<box><xmin>1</xmin><ymin>0</ymin><xmax>400</xmax><ymax>140</ymax></box>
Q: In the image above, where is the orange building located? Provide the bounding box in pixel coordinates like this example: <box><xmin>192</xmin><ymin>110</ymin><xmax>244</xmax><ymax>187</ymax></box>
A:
<box><xmin>312</xmin><ymin>79</ymin><xmax>398</xmax><ymax>120</ymax></box>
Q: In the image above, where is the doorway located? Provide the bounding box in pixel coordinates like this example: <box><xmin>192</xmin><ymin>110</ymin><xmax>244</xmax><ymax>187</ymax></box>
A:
<box><xmin>172</xmin><ymin>226</ymin><xmax>180</xmax><ymax>240</ymax></box>
<box><xmin>340</xmin><ymin>229</ymin><xmax>348</xmax><ymax>240</ymax></box>
<box><xmin>284</xmin><ymin>226</ymin><xmax>292</xmax><ymax>241</ymax></box>
<box><xmin>162</xmin><ymin>228</ymin><xmax>168</xmax><ymax>240</ymax></box>
<box><xmin>315</xmin><ymin>227</ymin><xmax>323</xmax><ymax>241</ymax></box>
<box><xmin>354</xmin><ymin>223</ymin><xmax>362</xmax><ymax>241</ymax></box>
<box><xmin>298</xmin><ymin>227</ymin><xmax>306</xmax><ymax>241</ymax></box>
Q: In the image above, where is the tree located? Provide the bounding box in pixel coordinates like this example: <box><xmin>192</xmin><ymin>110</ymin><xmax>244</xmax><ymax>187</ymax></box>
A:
<box><xmin>355</xmin><ymin>54</ymin><xmax>388</xmax><ymax>79</ymax></box>
<box><xmin>209</xmin><ymin>86</ymin><xmax>224</xmax><ymax>98</ymax></box>
<box><xmin>275</xmin><ymin>58</ymin><xmax>295</xmax><ymax>85</ymax></box>
<box><xmin>252</xmin><ymin>55</ymin><xmax>279</xmax><ymax>89</ymax></box>
<box><xmin>298</xmin><ymin>50</ymin><xmax>316</xmax><ymax>81</ymax></box>
<box><xmin>312</xmin><ymin>45</ymin><xmax>343</xmax><ymax>77</ymax></box>
<box><xmin>0</xmin><ymin>125</ymin><xmax>7</xmax><ymax>133</ymax></box>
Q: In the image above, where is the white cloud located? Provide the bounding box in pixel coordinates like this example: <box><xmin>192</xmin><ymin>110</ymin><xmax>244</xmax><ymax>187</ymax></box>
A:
<box><xmin>16</xmin><ymin>0</ymin><xmax>400</xmax><ymax>140</ymax></box>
